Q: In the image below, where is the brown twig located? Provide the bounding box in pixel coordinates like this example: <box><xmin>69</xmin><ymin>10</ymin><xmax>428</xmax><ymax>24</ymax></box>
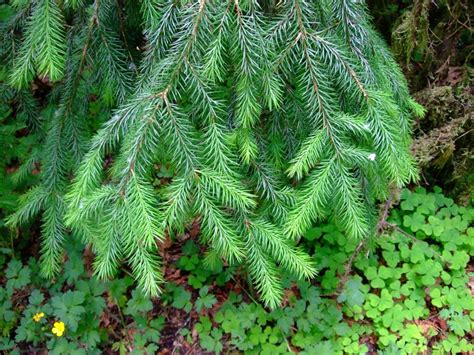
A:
<box><xmin>376</xmin><ymin>192</ymin><xmax>396</xmax><ymax>234</ymax></box>
<box><xmin>338</xmin><ymin>190</ymin><xmax>397</xmax><ymax>294</ymax></box>
<box><xmin>337</xmin><ymin>240</ymin><xmax>366</xmax><ymax>293</ymax></box>
<box><xmin>385</xmin><ymin>222</ymin><xmax>447</xmax><ymax>263</ymax></box>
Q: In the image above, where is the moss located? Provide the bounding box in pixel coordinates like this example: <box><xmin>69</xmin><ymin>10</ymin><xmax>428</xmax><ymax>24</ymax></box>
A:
<box><xmin>411</xmin><ymin>84</ymin><xmax>473</xmax><ymax>199</ymax></box>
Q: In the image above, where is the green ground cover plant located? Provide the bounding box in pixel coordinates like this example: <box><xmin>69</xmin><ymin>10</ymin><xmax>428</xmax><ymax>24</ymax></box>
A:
<box><xmin>0</xmin><ymin>188</ymin><xmax>472</xmax><ymax>353</ymax></box>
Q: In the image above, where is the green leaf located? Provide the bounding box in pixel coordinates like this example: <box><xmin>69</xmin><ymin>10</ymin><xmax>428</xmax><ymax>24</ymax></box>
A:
<box><xmin>171</xmin><ymin>286</ymin><xmax>192</xmax><ymax>311</ymax></box>
<box><xmin>371</xmin><ymin>278</ymin><xmax>385</xmax><ymax>289</ymax></box>
<box><xmin>337</xmin><ymin>278</ymin><xmax>365</xmax><ymax>307</ymax></box>
<box><xmin>195</xmin><ymin>286</ymin><xmax>217</xmax><ymax>312</ymax></box>
<box><xmin>125</xmin><ymin>289</ymin><xmax>153</xmax><ymax>315</ymax></box>
<box><xmin>51</xmin><ymin>291</ymin><xmax>86</xmax><ymax>332</ymax></box>
<box><xmin>29</xmin><ymin>289</ymin><xmax>45</xmax><ymax>306</ymax></box>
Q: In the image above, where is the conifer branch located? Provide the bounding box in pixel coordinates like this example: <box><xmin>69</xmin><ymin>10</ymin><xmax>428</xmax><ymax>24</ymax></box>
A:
<box><xmin>5</xmin><ymin>0</ymin><xmax>422</xmax><ymax>307</ymax></box>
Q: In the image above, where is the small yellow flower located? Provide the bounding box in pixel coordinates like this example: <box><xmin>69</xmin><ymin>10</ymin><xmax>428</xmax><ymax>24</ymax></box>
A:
<box><xmin>32</xmin><ymin>312</ymin><xmax>45</xmax><ymax>322</ymax></box>
<box><xmin>51</xmin><ymin>321</ymin><xmax>66</xmax><ymax>337</ymax></box>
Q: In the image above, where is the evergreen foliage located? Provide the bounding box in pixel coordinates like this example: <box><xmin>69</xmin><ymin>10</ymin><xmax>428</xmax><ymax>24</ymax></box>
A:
<box><xmin>2</xmin><ymin>0</ymin><xmax>423</xmax><ymax>308</ymax></box>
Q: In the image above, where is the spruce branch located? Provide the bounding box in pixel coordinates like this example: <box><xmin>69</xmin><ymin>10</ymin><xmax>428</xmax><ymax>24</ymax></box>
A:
<box><xmin>5</xmin><ymin>0</ymin><xmax>422</xmax><ymax>307</ymax></box>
